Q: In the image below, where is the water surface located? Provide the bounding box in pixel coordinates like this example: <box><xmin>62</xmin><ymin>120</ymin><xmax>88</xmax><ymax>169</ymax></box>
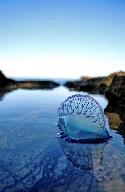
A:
<box><xmin>0</xmin><ymin>86</ymin><xmax>125</xmax><ymax>192</ymax></box>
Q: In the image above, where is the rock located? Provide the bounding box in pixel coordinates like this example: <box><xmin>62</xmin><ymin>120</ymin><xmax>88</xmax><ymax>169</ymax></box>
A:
<box><xmin>64</xmin><ymin>77</ymin><xmax>105</xmax><ymax>94</ymax></box>
<box><xmin>65</xmin><ymin>71</ymin><xmax>125</xmax><ymax>94</ymax></box>
<box><xmin>0</xmin><ymin>71</ymin><xmax>59</xmax><ymax>89</ymax></box>
<box><xmin>64</xmin><ymin>80</ymin><xmax>96</xmax><ymax>92</ymax></box>
<box><xmin>0</xmin><ymin>71</ymin><xmax>60</xmax><ymax>100</ymax></box>
<box><xmin>16</xmin><ymin>80</ymin><xmax>59</xmax><ymax>90</ymax></box>
<box><xmin>99</xmin><ymin>71</ymin><xmax>125</xmax><ymax>94</ymax></box>
<box><xmin>105</xmin><ymin>76</ymin><xmax>125</xmax><ymax>109</ymax></box>
<box><xmin>105</xmin><ymin>76</ymin><xmax>125</xmax><ymax>135</ymax></box>
<box><xmin>105</xmin><ymin>112</ymin><xmax>122</xmax><ymax>129</ymax></box>
<box><xmin>0</xmin><ymin>71</ymin><xmax>15</xmax><ymax>87</ymax></box>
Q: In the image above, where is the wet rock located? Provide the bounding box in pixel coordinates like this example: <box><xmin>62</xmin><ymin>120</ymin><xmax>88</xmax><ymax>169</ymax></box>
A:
<box><xmin>105</xmin><ymin>112</ymin><xmax>122</xmax><ymax>129</ymax></box>
<box><xmin>105</xmin><ymin>76</ymin><xmax>125</xmax><ymax>107</ymax></box>
<box><xmin>105</xmin><ymin>76</ymin><xmax>125</xmax><ymax>135</ymax></box>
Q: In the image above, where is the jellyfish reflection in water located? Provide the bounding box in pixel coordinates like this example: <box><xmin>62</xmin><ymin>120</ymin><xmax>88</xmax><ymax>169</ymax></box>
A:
<box><xmin>58</xmin><ymin>94</ymin><xmax>110</xmax><ymax>141</ymax></box>
<box><xmin>57</xmin><ymin>137</ymin><xmax>107</xmax><ymax>192</ymax></box>
<box><xmin>58</xmin><ymin>137</ymin><xmax>107</xmax><ymax>170</ymax></box>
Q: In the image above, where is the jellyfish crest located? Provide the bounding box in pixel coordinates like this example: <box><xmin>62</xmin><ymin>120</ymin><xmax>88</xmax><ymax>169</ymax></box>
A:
<box><xmin>58</xmin><ymin>94</ymin><xmax>110</xmax><ymax>141</ymax></box>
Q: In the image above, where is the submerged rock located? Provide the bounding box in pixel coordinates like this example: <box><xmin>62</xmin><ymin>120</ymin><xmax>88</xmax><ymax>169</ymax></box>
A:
<box><xmin>58</xmin><ymin>94</ymin><xmax>110</xmax><ymax>141</ymax></box>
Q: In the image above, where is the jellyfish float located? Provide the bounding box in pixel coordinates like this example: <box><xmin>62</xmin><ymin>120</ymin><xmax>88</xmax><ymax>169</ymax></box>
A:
<box><xmin>57</xmin><ymin>94</ymin><xmax>111</xmax><ymax>142</ymax></box>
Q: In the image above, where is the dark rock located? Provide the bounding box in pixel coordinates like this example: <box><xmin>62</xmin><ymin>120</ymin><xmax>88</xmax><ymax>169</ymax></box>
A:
<box><xmin>0</xmin><ymin>71</ymin><xmax>60</xmax><ymax>99</ymax></box>
<box><xmin>65</xmin><ymin>71</ymin><xmax>125</xmax><ymax>94</ymax></box>
<box><xmin>105</xmin><ymin>76</ymin><xmax>125</xmax><ymax>109</ymax></box>
<box><xmin>0</xmin><ymin>71</ymin><xmax>15</xmax><ymax>87</ymax></box>
<box><xmin>99</xmin><ymin>71</ymin><xmax>125</xmax><ymax>94</ymax></box>
<box><xmin>99</xmin><ymin>83</ymin><xmax>107</xmax><ymax>94</ymax></box>
<box><xmin>105</xmin><ymin>76</ymin><xmax>125</xmax><ymax>137</ymax></box>
<box><xmin>64</xmin><ymin>80</ymin><xmax>95</xmax><ymax>92</ymax></box>
<box><xmin>64</xmin><ymin>77</ymin><xmax>104</xmax><ymax>93</ymax></box>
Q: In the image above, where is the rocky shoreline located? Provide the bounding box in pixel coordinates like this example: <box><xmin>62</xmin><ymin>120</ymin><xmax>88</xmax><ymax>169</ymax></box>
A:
<box><xmin>64</xmin><ymin>71</ymin><xmax>125</xmax><ymax>94</ymax></box>
<box><xmin>0</xmin><ymin>71</ymin><xmax>59</xmax><ymax>90</ymax></box>
<box><xmin>0</xmin><ymin>71</ymin><xmax>60</xmax><ymax>100</ymax></box>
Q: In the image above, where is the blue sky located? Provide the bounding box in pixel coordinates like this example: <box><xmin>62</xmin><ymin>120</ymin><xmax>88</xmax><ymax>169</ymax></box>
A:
<box><xmin>0</xmin><ymin>0</ymin><xmax>125</xmax><ymax>78</ymax></box>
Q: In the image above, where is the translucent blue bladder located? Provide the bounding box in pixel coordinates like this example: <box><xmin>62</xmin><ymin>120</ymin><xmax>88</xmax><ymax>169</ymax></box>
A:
<box><xmin>57</xmin><ymin>94</ymin><xmax>110</xmax><ymax>141</ymax></box>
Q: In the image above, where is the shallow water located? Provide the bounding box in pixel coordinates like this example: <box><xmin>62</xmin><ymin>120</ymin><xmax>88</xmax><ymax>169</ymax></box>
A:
<box><xmin>0</xmin><ymin>86</ymin><xmax>125</xmax><ymax>192</ymax></box>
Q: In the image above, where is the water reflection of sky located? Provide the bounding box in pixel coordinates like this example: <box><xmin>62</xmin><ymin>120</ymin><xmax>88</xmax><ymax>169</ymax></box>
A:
<box><xmin>0</xmin><ymin>87</ymin><xmax>125</xmax><ymax>192</ymax></box>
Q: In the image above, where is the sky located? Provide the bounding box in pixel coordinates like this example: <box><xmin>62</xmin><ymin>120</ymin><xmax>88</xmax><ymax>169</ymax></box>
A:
<box><xmin>0</xmin><ymin>0</ymin><xmax>125</xmax><ymax>78</ymax></box>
